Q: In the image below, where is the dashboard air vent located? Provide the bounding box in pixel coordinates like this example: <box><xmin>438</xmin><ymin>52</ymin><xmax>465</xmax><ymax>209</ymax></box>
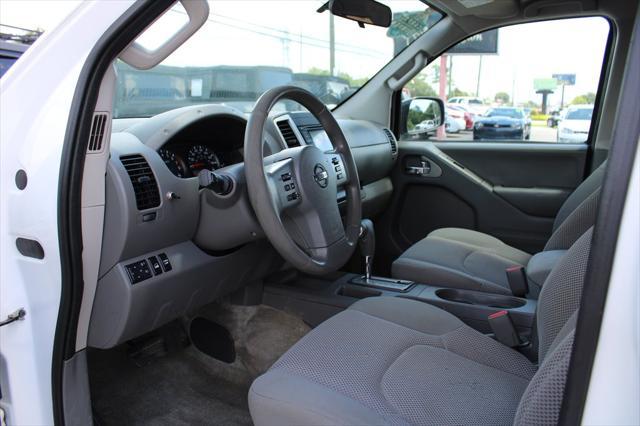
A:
<box><xmin>383</xmin><ymin>128</ymin><xmax>398</xmax><ymax>158</ymax></box>
<box><xmin>88</xmin><ymin>112</ymin><xmax>109</xmax><ymax>152</ymax></box>
<box><xmin>276</xmin><ymin>119</ymin><xmax>300</xmax><ymax>147</ymax></box>
<box><xmin>120</xmin><ymin>154</ymin><xmax>161</xmax><ymax>210</ymax></box>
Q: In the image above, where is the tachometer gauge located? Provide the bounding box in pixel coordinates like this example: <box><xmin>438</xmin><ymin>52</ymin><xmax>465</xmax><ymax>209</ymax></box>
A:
<box><xmin>158</xmin><ymin>148</ymin><xmax>187</xmax><ymax>178</ymax></box>
<box><xmin>187</xmin><ymin>145</ymin><xmax>222</xmax><ymax>172</ymax></box>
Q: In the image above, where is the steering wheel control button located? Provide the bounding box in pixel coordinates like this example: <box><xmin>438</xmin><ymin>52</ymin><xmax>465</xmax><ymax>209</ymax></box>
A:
<box><xmin>158</xmin><ymin>253</ymin><xmax>172</xmax><ymax>272</ymax></box>
<box><xmin>313</xmin><ymin>164</ymin><xmax>329</xmax><ymax>188</ymax></box>
<box><xmin>284</xmin><ymin>184</ymin><xmax>291</xmax><ymax>191</ymax></box>
<box><xmin>287</xmin><ymin>192</ymin><xmax>299</xmax><ymax>202</ymax></box>
<box><xmin>125</xmin><ymin>260</ymin><xmax>153</xmax><ymax>284</ymax></box>
<box><xmin>148</xmin><ymin>256</ymin><xmax>163</xmax><ymax>276</ymax></box>
<box><xmin>331</xmin><ymin>157</ymin><xmax>340</xmax><ymax>165</ymax></box>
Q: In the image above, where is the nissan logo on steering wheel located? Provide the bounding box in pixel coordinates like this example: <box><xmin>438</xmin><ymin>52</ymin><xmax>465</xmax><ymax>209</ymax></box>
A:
<box><xmin>313</xmin><ymin>164</ymin><xmax>329</xmax><ymax>188</ymax></box>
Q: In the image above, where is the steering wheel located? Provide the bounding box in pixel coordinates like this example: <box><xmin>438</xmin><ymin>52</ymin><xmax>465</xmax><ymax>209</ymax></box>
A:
<box><xmin>244</xmin><ymin>86</ymin><xmax>362</xmax><ymax>275</ymax></box>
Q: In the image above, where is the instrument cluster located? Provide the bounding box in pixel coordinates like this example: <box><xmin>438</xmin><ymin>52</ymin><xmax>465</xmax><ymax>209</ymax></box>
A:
<box><xmin>158</xmin><ymin>144</ymin><xmax>225</xmax><ymax>178</ymax></box>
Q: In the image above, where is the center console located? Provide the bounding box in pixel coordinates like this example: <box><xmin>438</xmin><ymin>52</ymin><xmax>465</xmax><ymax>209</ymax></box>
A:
<box><xmin>264</xmin><ymin>271</ymin><xmax>535</xmax><ymax>336</ymax></box>
<box><xmin>263</xmin><ymin>220</ymin><xmax>536</xmax><ymax>337</ymax></box>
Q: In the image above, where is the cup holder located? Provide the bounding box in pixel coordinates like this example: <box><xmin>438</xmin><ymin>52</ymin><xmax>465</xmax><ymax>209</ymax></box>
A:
<box><xmin>338</xmin><ymin>284</ymin><xmax>382</xmax><ymax>299</ymax></box>
<box><xmin>435</xmin><ymin>288</ymin><xmax>526</xmax><ymax>309</ymax></box>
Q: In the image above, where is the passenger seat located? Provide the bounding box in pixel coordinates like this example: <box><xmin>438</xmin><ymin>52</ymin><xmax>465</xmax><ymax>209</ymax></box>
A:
<box><xmin>392</xmin><ymin>162</ymin><xmax>605</xmax><ymax>296</ymax></box>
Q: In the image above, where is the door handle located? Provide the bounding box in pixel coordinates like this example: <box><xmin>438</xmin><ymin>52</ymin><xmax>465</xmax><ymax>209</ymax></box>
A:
<box><xmin>406</xmin><ymin>160</ymin><xmax>432</xmax><ymax>176</ymax></box>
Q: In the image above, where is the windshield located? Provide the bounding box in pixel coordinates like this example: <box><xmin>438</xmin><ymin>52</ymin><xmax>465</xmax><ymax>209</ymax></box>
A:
<box><xmin>113</xmin><ymin>1</ymin><xmax>441</xmax><ymax>118</ymax></box>
<box><xmin>565</xmin><ymin>108</ymin><xmax>593</xmax><ymax>120</ymax></box>
<box><xmin>486</xmin><ymin>108</ymin><xmax>523</xmax><ymax>118</ymax></box>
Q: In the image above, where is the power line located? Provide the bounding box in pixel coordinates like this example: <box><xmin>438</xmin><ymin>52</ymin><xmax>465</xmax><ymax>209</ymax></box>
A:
<box><xmin>167</xmin><ymin>8</ymin><xmax>387</xmax><ymax>59</ymax></box>
<box><xmin>0</xmin><ymin>24</ymin><xmax>42</xmax><ymax>34</ymax></box>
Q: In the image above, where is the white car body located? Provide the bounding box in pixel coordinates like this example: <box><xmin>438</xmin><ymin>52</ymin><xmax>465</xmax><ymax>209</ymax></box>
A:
<box><xmin>557</xmin><ymin>105</ymin><xmax>594</xmax><ymax>143</ymax></box>
<box><xmin>448</xmin><ymin>96</ymin><xmax>489</xmax><ymax>116</ymax></box>
<box><xmin>445</xmin><ymin>115</ymin><xmax>463</xmax><ymax>133</ymax></box>
<box><xmin>0</xmin><ymin>3</ymin><xmax>135</xmax><ymax>425</ymax></box>
<box><xmin>445</xmin><ymin>107</ymin><xmax>466</xmax><ymax>133</ymax></box>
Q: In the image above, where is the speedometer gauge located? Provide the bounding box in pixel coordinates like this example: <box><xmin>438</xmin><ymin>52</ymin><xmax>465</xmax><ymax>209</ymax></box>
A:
<box><xmin>158</xmin><ymin>148</ymin><xmax>187</xmax><ymax>178</ymax></box>
<box><xmin>187</xmin><ymin>145</ymin><xmax>222</xmax><ymax>172</ymax></box>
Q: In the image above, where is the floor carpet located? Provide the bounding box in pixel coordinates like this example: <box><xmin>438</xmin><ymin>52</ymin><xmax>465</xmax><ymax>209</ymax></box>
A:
<box><xmin>89</xmin><ymin>303</ymin><xmax>311</xmax><ymax>425</ymax></box>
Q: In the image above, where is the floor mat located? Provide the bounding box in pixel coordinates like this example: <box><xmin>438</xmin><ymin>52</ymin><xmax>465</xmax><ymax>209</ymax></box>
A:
<box><xmin>89</xmin><ymin>304</ymin><xmax>311</xmax><ymax>425</ymax></box>
<box><xmin>90</xmin><ymin>345</ymin><xmax>252</xmax><ymax>426</ymax></box>
<box><xmin>195</xmin><ymin>302</ymin><xmax>311</xmax><ymax>378</ymax></box>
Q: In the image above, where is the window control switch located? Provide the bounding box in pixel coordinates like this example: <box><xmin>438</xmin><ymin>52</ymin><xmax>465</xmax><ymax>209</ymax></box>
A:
<box><xmin>148</xmin><ymin>256</ymin><xmax>163</xmax><ymax>275</ymax></box>
<box><xmin>158</xmin><ymin>253</ymin><xmax>172</xmax><ymax>272</ymax></box>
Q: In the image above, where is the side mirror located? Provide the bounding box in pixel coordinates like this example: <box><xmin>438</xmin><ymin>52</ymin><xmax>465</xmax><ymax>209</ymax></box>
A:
<box><xmin>318</xmin><ymin>0</ymin><xmax>392</xmax><ymax>28</ymax></box>
<box><xmin>401</xmin><ymin>97</ymin><xmax>445</xmax><ymax>139</ymax></box>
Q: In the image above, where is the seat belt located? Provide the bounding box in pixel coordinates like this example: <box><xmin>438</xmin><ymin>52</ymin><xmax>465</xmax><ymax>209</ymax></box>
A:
<box><xmin>488</xmin><ymin>310</ymin><xmax>525</xmax><ymax>347</ymax></box>
<box><xmin>505</xmin><ymin>265</ymin><xmax>529</xmax><ymax>297</ymax></box>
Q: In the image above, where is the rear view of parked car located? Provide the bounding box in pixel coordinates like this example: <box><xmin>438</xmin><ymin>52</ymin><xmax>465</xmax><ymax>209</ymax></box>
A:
<box><xmin>445</xmin><ymin>107</ymin><xmax>465</xmax><ymax>133</ymax></box>
<box><xmin>557</xmin><ymin>105</ymin><xmax>594</xmax><ymax>142</ymax></box>
<box><xmin>547</xmin><ymin>109</ymin><xmax>563</xmax><ymax>127</ymax></box>
<box><xmin>447</xmin><ymin>104</ymin><xmax>474</xmax><ymax>129</ymax></box>
<box><xmin>473</xmin><ymin>107</ymin><xmax>531</xmax><ymax>140</ymax></box>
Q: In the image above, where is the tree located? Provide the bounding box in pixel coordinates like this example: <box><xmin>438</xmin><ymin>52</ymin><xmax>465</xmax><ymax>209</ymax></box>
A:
<box><xmin>494</xmin><ymin>91</ymin><xmax>510</xmax><ymax>104</ymax></box>
<box><xmin>571</xmin><ymin>92</ymin><xmax>596</xmax><ymax>105</ymax></box>
<box><xmin>305</xmin><ymin>68</ymin><xmax>368</xmax><ymax>88</ymax></box>
<box><xmin>337</xmin><ymin>72</ymin><xmax>368</xmax><ymax>88</ymax></box>
<box><xmin>307</xmin><ymin>67</ymin><xmax>330</xmax><ymax>76</ymax></box>
<box><xmin>405</xmin><ymin>74</ymin><xmax>437</xmax><ymax>97</ymax></box>
<box><xmin>449</xmin><ymin>87</ymin><xmax>469</xmax><ymax>98</ymax></box>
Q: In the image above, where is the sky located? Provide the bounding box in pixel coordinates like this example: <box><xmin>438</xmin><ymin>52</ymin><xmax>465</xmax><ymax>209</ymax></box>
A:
<box><xmin>0</xmin><ymin>0</ymin><xmax>609</xmax><ymax>107</ymax></box>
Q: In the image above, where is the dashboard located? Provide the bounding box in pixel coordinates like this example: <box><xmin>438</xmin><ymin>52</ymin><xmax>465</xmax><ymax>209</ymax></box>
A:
<box><xmin>90</xmin><ymin>103</ymin><xmax>397</xmax><ymax>349</ymax></box>
<box><xmin>157</xmin><ymin>114</ymin><xmax>246</xmax><ymax>178</ymax></box>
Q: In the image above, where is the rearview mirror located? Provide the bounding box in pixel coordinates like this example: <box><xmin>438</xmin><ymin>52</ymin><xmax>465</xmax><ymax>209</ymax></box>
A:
<box><xmin>401</xmin><ymin>97</ymin><xmax>445</xmax><ymax>140</ymax></box>
<box><xmin>318</xmin><ymin>0</ymin><xmax>392</xmax><ymax>28</ymax></box>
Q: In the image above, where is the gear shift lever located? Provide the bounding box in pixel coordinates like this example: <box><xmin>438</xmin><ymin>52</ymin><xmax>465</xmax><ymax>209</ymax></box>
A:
<box><xmin>359</xmin><ymin>219</ymin><xmax>375</xmax><ymax>281</ymax></box>
<box><xmin>351</xmin><ymin>219</ymin><xmax>414</xmax><ymax>292</ymax></box>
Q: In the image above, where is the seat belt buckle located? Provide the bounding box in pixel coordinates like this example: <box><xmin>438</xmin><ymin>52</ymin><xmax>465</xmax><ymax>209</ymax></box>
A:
<box><xmin>505</xmin><ymin>265</ymin><xmax>528</xmax><ymax>297</ymax></box>
<box><xmin>488</xmin><ymin>310</ymin><xmax>523</xmax><ymax>347</ymax></box>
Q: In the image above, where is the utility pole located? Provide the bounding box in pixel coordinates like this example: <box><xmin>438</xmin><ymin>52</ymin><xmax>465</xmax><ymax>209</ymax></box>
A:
<box><xmin>476</xmin><ymin>56</ymin><xmax>483</xmax><ymax>97</ymax></box>
<box><xmin>282</xmin><ymin>30</ymin><xmax>290</xmax><ymax>68</ymax></box>
<box><xmin>437</xmin><ymin>55</ymin><xmax>447</xmax><ymax>139</ymax></box>
<box><xmin>329</xmin><ymin>14</ymin><xmax>335</xmax><ymax>76</ymax></box>
<box><xmin>447</xmin><ymin>56</ymin><xmax>453</xmax><ymax>97</ymax></box>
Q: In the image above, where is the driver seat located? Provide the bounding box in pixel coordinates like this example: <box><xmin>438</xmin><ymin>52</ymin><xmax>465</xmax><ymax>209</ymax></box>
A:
<box><xmin>248</xmin><ymin>228</ymin><xmax>593</xmax><ymax>425</ymax></box>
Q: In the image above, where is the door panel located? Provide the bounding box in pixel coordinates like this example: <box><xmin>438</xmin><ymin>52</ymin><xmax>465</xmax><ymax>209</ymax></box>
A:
<box><xmin>437</xmin><ymin>142</ymin><xmax>588</xmax><ymax>188</ymax></box>
<box><xmin>376</xmin><ymin>141</ymin><xmax>587</xmax><ymax>274</ymax></box>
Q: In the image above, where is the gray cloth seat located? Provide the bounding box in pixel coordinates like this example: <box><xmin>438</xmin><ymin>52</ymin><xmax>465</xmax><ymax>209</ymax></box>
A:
<box><xmin>392</xmin><ymin>227</ymin><xmax>533</xmax><ymax>295</ymax></box>
<box><xmin>249</xmin><ymin>229</ymin><xmax>593</xmax><ymax>426</ymax></box>
<box><xmin>392</xmin><ymin>162</ymin><xmax>605</xmax><ymax>295</ymax></box>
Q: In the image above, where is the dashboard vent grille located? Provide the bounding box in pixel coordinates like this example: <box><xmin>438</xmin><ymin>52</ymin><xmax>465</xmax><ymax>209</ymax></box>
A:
<box><xmin>383</xmin><ymin>128</ymin><xmax>398</xmax><ymax>157</ymax></box>
<box><xmin>120</xmin><ymin>155</ymin><xmax>161</xmax><ymax>210</ymax></box>
<box><xmin>276</xmin><ymin>119</ymin><xmax>300</xmax><ymax>147</ymax></box>
<box><xmin>88</xmin><ymin>112</ymin><xmax>109</xmax><ymax>152</ymax></box>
